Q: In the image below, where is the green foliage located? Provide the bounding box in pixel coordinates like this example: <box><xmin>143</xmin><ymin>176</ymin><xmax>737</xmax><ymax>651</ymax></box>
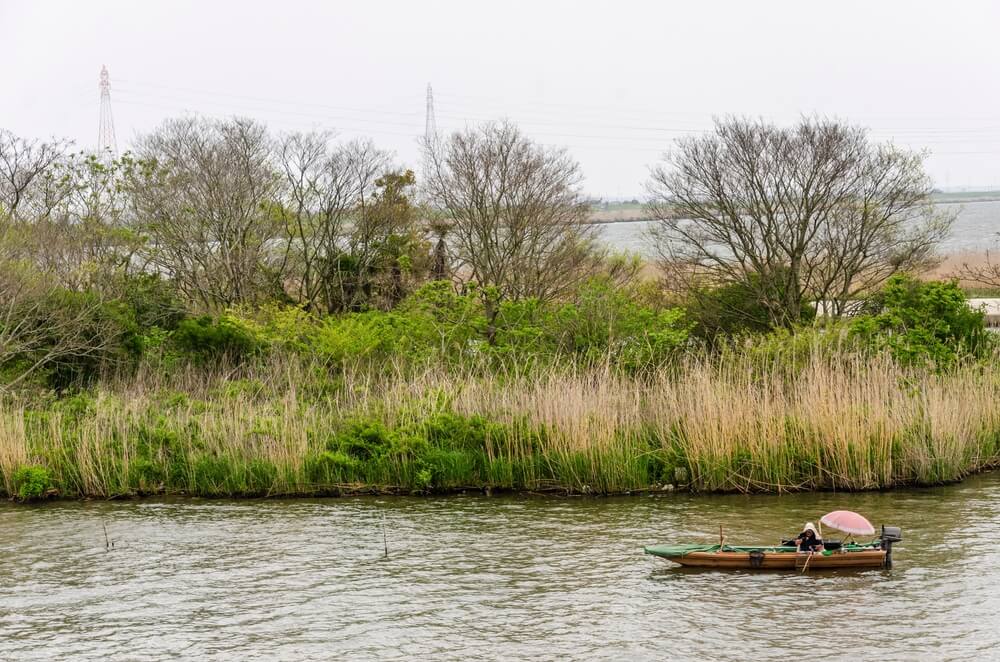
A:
<box><xmin>729</xmin><ymin>323</ymin><xmax>855</xmax><ymax>374</ymax></box>
<box><xmin>391</xmin><ymin>277</ymin><xmax>689</xmax><ymax>371</ymax></box>
<box><xmin>171</xmin><ymin>315</ymin><xmax>260</xmax><ymax>364</ymax></box>
<box><xmin>421</xmin><ymin>412</ymin><xmax>496</xmax><ymax>451</ymax></box>
<box><xmin>36</xmin><ymin>289</ymin><xmax>143</xmax><ymax>390</ymax></box>
<box><xmin>113</xmin><ymin>273</ymin><xmax>187</xmax><ymax>331</ymax></box>
<box><xmin>316</xmin><ymin>412</ymin><xmax>514</xmax><ymax>491</ymax></box>
<box><xmin>396</xmin><ymin>281</ymin><xmax>484</xmax><ymax>356</ymax></box>
<box><xmin>548</xmin><ymin>277</ymin><xmax>690</xmax><ymax>369</ymax></box>
<box><xmin>12</xmin><ymin>465</ymin><xmax>54</xmax><ymax>500</ymax></box>
<box><xmin>310</xmin><ymin>312</ymin><xmax>427</xmax><ymax>365</ymax></box>
<box><xmin>331</xmin><ymin>420</ymin><xmax>394</xmax><ymax>460</ymax></box>
<box><xmin>687</xmin><ymin>271</ymin><xmax>816</xmax><ymax>341</ymax></box>
<box><xmin>850</xmin><ymin>275</ymin><xmax>988</xmax><ymax>365</ymax></box>
<box><xmin>305</xmin><ymin>450</ymin><xmax>361</xmax><ymax>484</ymax></box>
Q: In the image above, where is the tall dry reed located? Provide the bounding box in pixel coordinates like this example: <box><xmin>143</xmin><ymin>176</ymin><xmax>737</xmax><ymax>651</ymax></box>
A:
<box><xmin>2</xmin><ymin>348</ymin><xmax>999</xmax><ymax>498</ymax></box>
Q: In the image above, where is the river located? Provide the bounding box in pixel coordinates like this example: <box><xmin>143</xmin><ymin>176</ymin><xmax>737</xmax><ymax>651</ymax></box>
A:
<box><xmin>599</xmin><ymin>199</ymin><xmax>1000</xmax><ymax>256</ymax></box>
<box><xmin>2</xmin><ymin>473</ymin><xmax>998</xmax><ymax>660</ymax></box>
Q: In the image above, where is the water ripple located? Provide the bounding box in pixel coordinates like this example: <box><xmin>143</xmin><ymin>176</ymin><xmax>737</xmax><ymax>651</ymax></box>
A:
<box><xmin>2</xmin><ymin>475</ymin><xmax>999</xmax><ymax>660</ymax></box>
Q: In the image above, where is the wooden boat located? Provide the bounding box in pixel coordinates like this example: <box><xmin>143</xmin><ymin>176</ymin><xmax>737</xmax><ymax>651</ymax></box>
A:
<box><xmin>645</xmin><ymin>526</ymin><xmax>902</xmax><ymax>571</ymax></box>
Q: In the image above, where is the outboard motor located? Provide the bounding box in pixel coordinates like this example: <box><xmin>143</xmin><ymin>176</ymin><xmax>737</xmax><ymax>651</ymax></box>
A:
<box><xmin>880</xmin><ymin>525</ymin><xmax>903</xmax><ymax>568</ymax></box>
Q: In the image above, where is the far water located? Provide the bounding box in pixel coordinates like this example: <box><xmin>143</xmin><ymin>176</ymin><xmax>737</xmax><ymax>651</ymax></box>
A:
<box><xmin>600</xmin><ymin>200</ymin><xmax>1000</xmax><ymax>256</ymax></box>
<box><xmin>2</xmin><ymin>473</ymin><xmax>999</xmax><ymax>660</ymax></box>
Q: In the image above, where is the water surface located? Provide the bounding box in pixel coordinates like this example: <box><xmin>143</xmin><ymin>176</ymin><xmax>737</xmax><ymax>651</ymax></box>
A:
<box><xmin>599</xmin><ymin>199</ymin><xmax>1000</xmax><ymax>256</ymax></box>
<box><xmin>2</xmin><ymin>474</ymin><xmax>998</xmax><ymax>660</ymax></box>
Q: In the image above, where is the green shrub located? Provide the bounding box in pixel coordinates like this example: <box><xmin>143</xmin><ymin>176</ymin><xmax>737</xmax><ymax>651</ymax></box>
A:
<box><xmin>6</xmin><ymin>289</ymin><xmax>144</xmax><ymax>390</ymax></box>
<box><xmin>421</xmin><ymin>412</ymin><xmax>501</xmax><ymax>452</ymax></box>
<box><xmin>332</xmin><ymin>421</ymin><xmax>394</xmax><ymax>460</ymax></box>
<box><xmin>114</xmin><ymin>273</ymin><xmax>187</xmax><ymax>331</ymax></box>
<box><xmin>305</xmin><ymin>451</ymin><xmax>361</xmax><ymax>484</ymax></box>
<box><xmin>12</xmin><ymin>465</ymin><xmax>54</xmax><ymax>500</ymax></box>
<box><xmin>129</xmin><ymin>458</ymin><xmax>165</xmax><ymax>491</ymax></box>
<box><xmin>686</xmin><ymin>271</ymin><xmax>815</xmax><ymax>341</ymax></box>
<box><xmin>310</xmin><ymin>311</ymin><xmax>429</xmax><ymax>365</ymax></box>
<box><xmin>172</xmin><ymin>315</ymin><xmax>260</xmax><ymax>364</ymax></box>
<box><xmin>548</xmin><ymin>278</ymin><xmax>690</xmax><ymax>369</ymax></box>
<box><xmin>850</xmin><ymin>275</ymin><xmax>988</xmax><ymax>365</ymax></box>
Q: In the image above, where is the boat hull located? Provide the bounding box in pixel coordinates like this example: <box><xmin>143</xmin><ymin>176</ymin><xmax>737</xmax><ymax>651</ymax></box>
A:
<box><xmin>656</xmin><ymin>549</ymin><xmax>886</xmax><ymax>570</ymax></box>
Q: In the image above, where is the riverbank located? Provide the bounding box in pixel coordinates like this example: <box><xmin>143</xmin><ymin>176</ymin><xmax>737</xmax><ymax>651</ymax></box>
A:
<box><xmin>4</xmin><ymin>351</ymin><xmax>1000</xmax><ymax>501</ymax></box>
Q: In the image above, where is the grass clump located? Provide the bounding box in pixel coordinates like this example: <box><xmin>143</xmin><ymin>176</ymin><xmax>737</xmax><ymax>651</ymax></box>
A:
<box><xmin>12</xmin><ymin>465</ymin><xmax>55</xmax><ymax>501</ymax></box>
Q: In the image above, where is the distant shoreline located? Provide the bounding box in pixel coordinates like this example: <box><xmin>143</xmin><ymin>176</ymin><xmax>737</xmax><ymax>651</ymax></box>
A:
<box><xmin>587</xmin><ymin>193</ymin><xmax>1000</xmax><ymax>225</ymax></box>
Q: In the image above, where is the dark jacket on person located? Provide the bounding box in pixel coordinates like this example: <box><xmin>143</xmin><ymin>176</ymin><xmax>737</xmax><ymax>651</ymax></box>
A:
<box><xmin>797</xmin><ymin>529</ymin><xmax>821</xmax><ymax>552</ymax></box>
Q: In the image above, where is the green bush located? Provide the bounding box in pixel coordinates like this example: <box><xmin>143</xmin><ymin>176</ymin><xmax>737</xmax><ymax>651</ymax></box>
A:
<box><xmin>850</xmin><ymin>275</ymin><xmax>988</xmax><ymax>365</ymax></box>
<box><xmin>172</xmin><ymin>315</ymin><xmax>260</xmax><ymax>364</ymax></box>
<box><xmin>547</xmin><ymin>278</ymin><xmax>690</xmax><ymax>369</ymax></box>
<box><xmin>114</xmin><ymin>273</ymin><xmax>187</xmax><ymax>331</ymax></box>
<box><xmin>0</xmin><ymin>288</ymin><xmax>144</xmax><ymax>390</ymax></box>
<box><xmin>422</xmin><ymin>412</ymin><xmax>495</xmax><ymax>451</ymax></box>
<box><xmin>686</xmin><ymin>271</ymin><xmax>816</xmax><ymax>341</ymax></box>
<box><xmin>12</xmin><ymin>465</ymin><xmax>54</xmax><ymax>500</ymax></box>
<box><xmin>310</xmin><ymin>312</ymin><xmax>425</xmax><ymax>364</ymax></box>
<box><xmin>305</xmin><ymin>451</ymin><xmax>361</xmax><ymax>484</ymax></box>
<box><xmin>332</xmin><ymin>421</ymin><xmax>394</xmax><ymax>460</ymax></box>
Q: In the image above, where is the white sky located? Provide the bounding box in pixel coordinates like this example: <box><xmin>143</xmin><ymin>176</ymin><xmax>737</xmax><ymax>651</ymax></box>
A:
<box><xmin>3</xmin><ymin>0</ymin><xmax>1000</xmax><ymax>198</ymax></box>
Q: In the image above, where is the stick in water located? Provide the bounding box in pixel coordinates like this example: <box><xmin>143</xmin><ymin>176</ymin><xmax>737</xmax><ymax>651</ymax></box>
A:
<box><xmin>102</xmin><ymin>521</ymin><xmax>111</xmax><ymax>551</ymax></box>
<box><xmin>382</xmin><ymin>513</ymin><xmax>388</xmax><ymax>558</ymax></box>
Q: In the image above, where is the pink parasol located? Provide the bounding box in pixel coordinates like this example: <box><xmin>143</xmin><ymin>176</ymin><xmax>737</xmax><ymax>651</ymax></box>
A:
<box><xmin>820</xmin><ymin>510</ymin><xmax>875</xmax><ymax>536</ymax></box>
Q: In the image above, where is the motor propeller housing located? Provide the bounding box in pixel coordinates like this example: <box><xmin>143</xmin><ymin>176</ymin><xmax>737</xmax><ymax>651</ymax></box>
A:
<box><xmin>880</xmin><ymin>525</ymin><xmax>903</xmax><ymax>568</ymax></box>
<box><xmin>880</xmin><ymin>526</ymin><xmax>903</xmax><ymax>543</ymax></box>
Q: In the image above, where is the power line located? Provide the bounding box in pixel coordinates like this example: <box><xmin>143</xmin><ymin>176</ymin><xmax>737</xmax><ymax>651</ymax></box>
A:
<box><xmin>112</xmin><ymin>76</ymin><xmax>1000</xmax><ymax>138</ymax></box>
<box><xmin>115</xmin><ymin>78</ymin><xmax>423</xmax><ymax>117</ymax></box>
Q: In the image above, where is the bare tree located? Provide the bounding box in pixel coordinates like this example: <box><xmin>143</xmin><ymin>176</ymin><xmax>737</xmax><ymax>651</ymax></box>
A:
<box><xmin>0</xmin><ymin>247</ymin><xmax>123</xmax><ymax>392</ymax></box>
<box><xmin>130</xmin><ymin>117</ymin><xmax>283</xmax><ymax>309</ymax></box>
<box><xmin>21</xmin><ymin>153</ymin><xmax>144</xmax><ymax>293</ymax></box>
<box><xmin>646</xmin><ymin>117</ymin><xmax>951</xmax><ymax>327</ymax></box>
<box><xmin>952</xmin><ymin>249</ymin><xmax>1000</xmax><ymax>291</ymax></box>
<box><xmin>0</xmin><ymin>130</ymin><xmax>71</xmax><ymax>222</ymax></box>
<box><xmin>276</xmin><ymin>133</ymin><xmax>406</xmax><ymax>312</ymax></box>
<box><xmin>421</xmin><ymin>121</ymin><xmax>599</xmax><ymax>341</ymax></box>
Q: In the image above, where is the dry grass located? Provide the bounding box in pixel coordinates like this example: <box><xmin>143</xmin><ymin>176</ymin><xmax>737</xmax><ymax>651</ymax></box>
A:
<box><xmin>2</xmin><ymin>349</ymin><xmax>1000</xmax><ymax>498</ymax></box>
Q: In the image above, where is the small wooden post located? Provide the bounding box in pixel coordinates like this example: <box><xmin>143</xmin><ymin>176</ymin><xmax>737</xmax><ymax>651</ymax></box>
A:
<box><xmin>382</xmin><ymin>513</ymin><xmax>388</xmax><ymax>558</ymax></box>
<box><xmin>719</xmin><ymin>524</ymin><xmax>724</xmax><ymax>549</ymax></box>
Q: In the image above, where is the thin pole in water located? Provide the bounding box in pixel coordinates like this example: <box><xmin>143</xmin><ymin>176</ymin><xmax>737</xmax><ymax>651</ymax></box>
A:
<box><xmin>102</xmin><ymin>521</ymin><xmax>111</xmax><ymax>551</ymax></box>
<box><xmin>382</xmin><ymin>513</ymin><xmax>388</xmax><ymax>558</ymax></box>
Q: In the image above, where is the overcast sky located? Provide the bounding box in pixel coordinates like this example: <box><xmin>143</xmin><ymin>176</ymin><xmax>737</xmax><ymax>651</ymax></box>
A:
<box><xmin>4</xmin><ymin>0</ymin><xmax>999</xmax><ymax>197</ymax></box>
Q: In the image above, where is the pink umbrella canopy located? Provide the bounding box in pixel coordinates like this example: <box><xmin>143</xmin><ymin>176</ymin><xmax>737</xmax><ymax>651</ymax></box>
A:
<box><xmin>820</xmin><ymin>510</ymin><xmax>875</xmax><ymax>536</ymax></box>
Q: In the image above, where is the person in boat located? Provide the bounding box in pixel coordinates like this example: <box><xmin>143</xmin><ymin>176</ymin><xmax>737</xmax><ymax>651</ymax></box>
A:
<box><xmin>794</xmin><ymin>522</ymin><xmax>823</xmax><ymax>552</ymax></box>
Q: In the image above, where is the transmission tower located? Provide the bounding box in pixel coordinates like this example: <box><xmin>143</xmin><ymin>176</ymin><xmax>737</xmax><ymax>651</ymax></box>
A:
<box><xmin>98</xmin><ymin>65</ymin><xmax>118</xmax><ymax>157</ymax></box>
<box><xmin>424</xmin><ymin>83</ymin><xmax>437</xmax><ymax>142</ymax></box>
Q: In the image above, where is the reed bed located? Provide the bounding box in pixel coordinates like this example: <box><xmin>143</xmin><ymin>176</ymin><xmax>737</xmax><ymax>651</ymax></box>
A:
<box><xmin>2</xmin><ymin>349</ymin><xmax>1000</xmax><ymax>499</ymax></box>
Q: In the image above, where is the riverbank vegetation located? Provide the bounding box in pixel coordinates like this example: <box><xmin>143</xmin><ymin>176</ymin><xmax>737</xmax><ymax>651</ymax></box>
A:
<box><xmin>2</xmin><ymin>118</ymin><xmax>998</xmax><ymax>500</ymax></box>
